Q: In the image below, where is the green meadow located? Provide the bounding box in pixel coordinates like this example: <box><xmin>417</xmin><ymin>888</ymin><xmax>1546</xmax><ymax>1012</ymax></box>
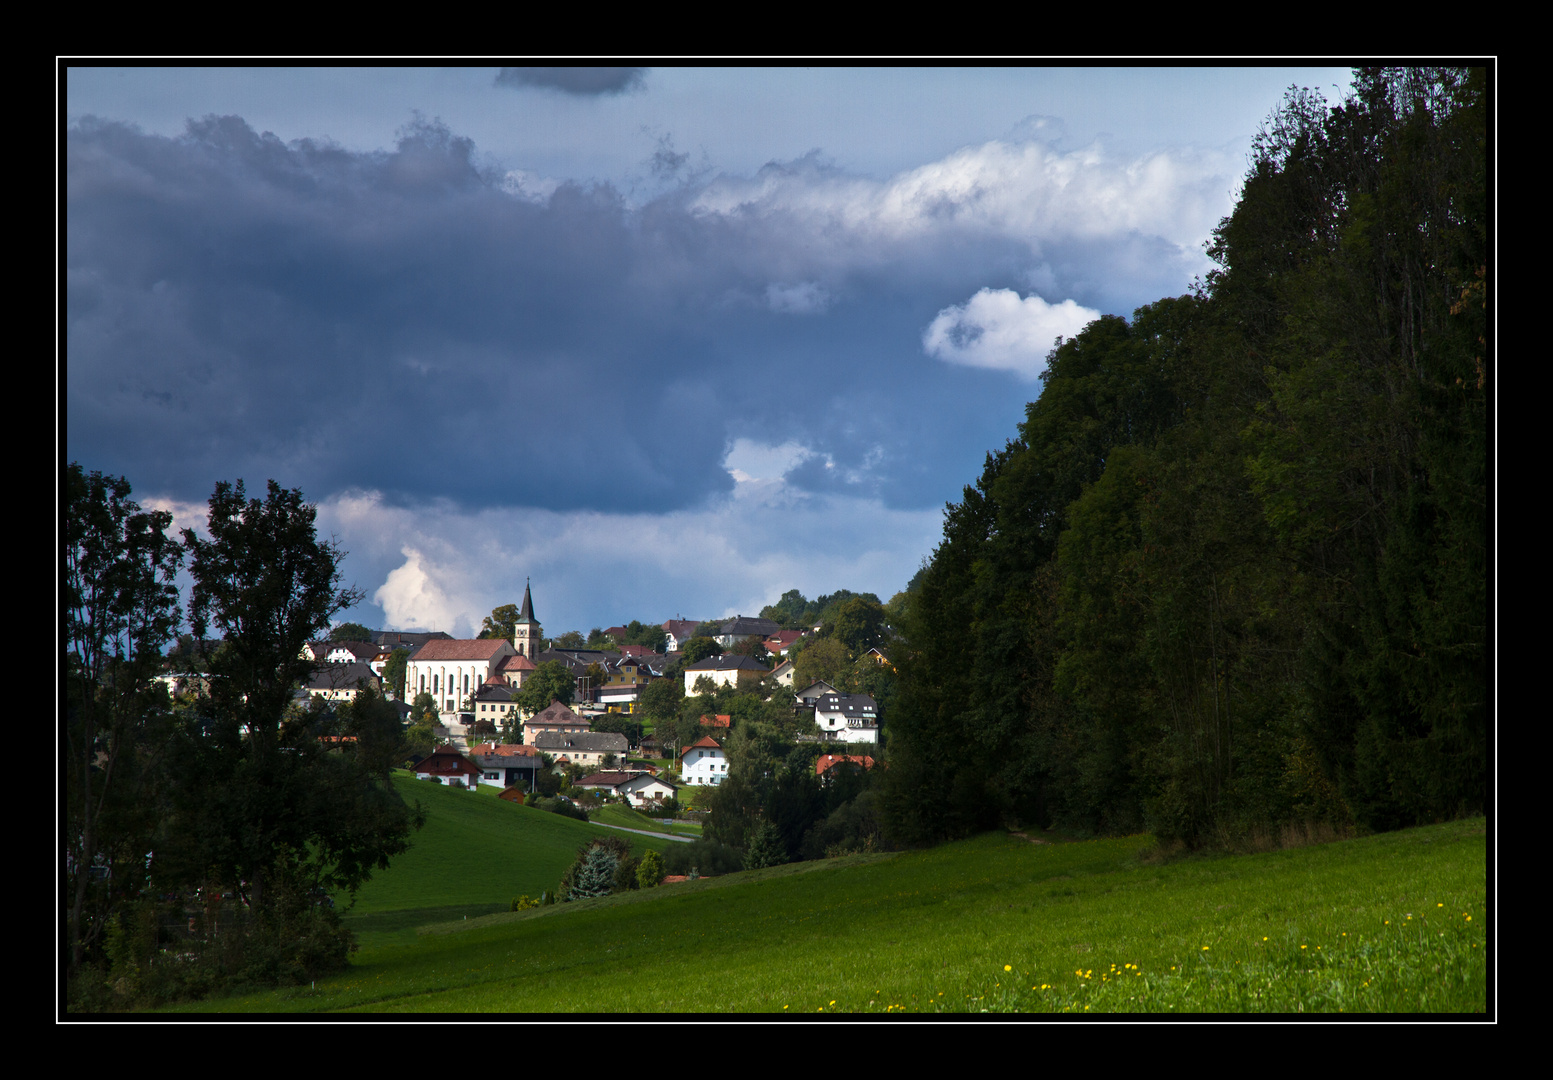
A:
<box><xmin>336</xmin><ymin>773</ymin><xmax>680</xmax><ymax>950</ymax></box>
<box><xmin>589</xmin><ymin>803</ymin><xmax>701</xmax><ymax>839</ymax></box>
<box><xmin>165</xmin><ymin>784</ymin><xmax>1486</xmax><ymax>1013</ymax></box>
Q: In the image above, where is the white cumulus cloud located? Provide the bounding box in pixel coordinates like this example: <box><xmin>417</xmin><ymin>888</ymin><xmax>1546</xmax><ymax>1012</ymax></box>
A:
<box><xmin>375</xmin><ymin>546</ymin><xmax>472</xmax><ymax>637</ymax></box>
<box><xmin>325</xmin><ymin>486</ymin><xmax>940</xmax><ymax>640</ymax></box>
<box><xmin>688</xmin><ymin>139</ymin><xmax>1230</xmax><ymax>268</ymax></box>
<box><xmin>922</xmin><ymin>288</ymin><xmax>1100</xmax><ymax>381</ymax></box>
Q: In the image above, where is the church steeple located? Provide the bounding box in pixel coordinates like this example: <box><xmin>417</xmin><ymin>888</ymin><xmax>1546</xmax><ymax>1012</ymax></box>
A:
<box><xmin>514</xmin><ymin>578</ymin><xmax>541</xmax><ymax>658</ymax></box>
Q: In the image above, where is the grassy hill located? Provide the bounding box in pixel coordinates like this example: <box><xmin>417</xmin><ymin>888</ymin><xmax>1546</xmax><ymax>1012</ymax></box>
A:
<box><xmin>177</xmin><ymin>814</ymin><xmax>1485</xmax><ymax>1014</ymax></box>
<box><xmin>336</xmin><ymin>772</ymin><xmax>679</xmax><ymax>949</ymax></box>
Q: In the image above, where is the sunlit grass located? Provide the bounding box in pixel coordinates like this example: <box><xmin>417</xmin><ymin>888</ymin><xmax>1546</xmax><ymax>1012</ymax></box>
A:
<box><xmin>334</xmin><ymin>772</ymin><xmax>676</xmax><ymax>949</ymax></box>
<box><xmin>165</xmin><ymin>816</ymin><xmax>1485</xmax><ymax>1014</ymax></box>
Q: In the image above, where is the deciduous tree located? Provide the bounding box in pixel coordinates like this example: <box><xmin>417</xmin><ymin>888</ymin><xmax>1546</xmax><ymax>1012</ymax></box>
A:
<box><xmin>65</xmin><ymin>464</ymin><xmax>184</xmax><ymax>973</ymax></box>
<box><xmin>171</xmin><ymin>479</ymin><xmax>420</xmax><ymax>918</ymax></box>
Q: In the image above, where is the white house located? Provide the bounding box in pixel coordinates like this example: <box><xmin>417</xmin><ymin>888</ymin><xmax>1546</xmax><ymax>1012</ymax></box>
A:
<box><xmin>795</xmin><ymin>679</ymin><xmax>839</xmax><ymax>706</ymax></box>
<box><xmin>680</xmin><ymin>736</ymin><xmax>727</xmax><ymax>785</ymax></box>
<box><xmin>619</xmin><ymin>773</ymin><xmax>679</xmax><ymax>808</ymax></box>
<box><xmin>683</xmin><ymin>654</ymin><xmax>769</xmax><ymax>694</ymax></box>
<box><xmin>305</xmin><ymin>661</ymin><xmax>380</xmax><ymax>702</ymax></box>
<box><xmin>769</xmin><ymin>658</ymin><xmax>795</xmax><ymax>688</ymax></box>
<box><xmin>813</xmin><ymin>692</ymin><xmax>880</xmax><ymax>744</ymax></box>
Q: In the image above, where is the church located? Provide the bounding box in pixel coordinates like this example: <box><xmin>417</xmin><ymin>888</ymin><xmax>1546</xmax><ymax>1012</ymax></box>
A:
<box><xmin>404</xmin><ymin>580</ymin><xmax>543</xmax><ymax>731</ymax></box>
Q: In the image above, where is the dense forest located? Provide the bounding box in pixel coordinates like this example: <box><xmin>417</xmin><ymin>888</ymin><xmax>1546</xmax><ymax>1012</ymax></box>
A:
<box><xmin>880</xmin><ymin>68</ymin><xmax>1488</xmax><ymax>847</ymax></box>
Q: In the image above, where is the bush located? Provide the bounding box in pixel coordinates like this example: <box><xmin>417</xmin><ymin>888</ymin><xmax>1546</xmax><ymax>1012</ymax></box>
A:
<box><xmin>69</xmin><ymin>879</ymin><xmax>355</xmax><ymax>1012</ymax></box>
<box><xmin>662</xmin><ymin>839</ymin><xmax>743</xmax><ymax>878</ymax></box>
<box><xmin>531</xmin><ymin>796</ymin><xmax>589</xmax><ymax>822</ymax></box>
<box><xmin>636</xmin><ymin>849</ymin><xmax>665</xmax><ymax>889</ymax></box>
<box><xmin>641</xmin><ymin>797</ymin><xmax>681</xmax><ymax>818</ymax></box>
<box><xmin>561</xmin><ymin>836</ymin><xmax>633</xmax><ymax>901</ymax></box>
<box><xmin>743</xmin><ymin>820</ymin><xmax>788</xmax><ymax>871</ymax></box>
<box><xmin>613</xmin><ymin>854</ymin><xmax>641</xmax><ymax>893</ymax></box>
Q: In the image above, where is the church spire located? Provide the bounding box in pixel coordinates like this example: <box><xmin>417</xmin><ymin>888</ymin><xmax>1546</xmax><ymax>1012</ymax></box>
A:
<box><xmin>518</xmin><ymin>577</ymin><xmax>537</xmax><ymax>624</ymax></box>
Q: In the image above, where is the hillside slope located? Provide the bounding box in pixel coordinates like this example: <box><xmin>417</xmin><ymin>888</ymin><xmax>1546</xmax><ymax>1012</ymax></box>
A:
<box><xmin>196</xmin><ymin>817</ymin><xmax>1485</xmax><ymax>1014</ymax></box>
<box><xmin>338</xmin><ymin>773</ymin><xmax>678</xmax><ymax>945</ymax></box>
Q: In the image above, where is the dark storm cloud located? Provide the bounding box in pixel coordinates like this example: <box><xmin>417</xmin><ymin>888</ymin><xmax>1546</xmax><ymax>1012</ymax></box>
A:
<box><xmin>494</xmin><ymin>67</ymin><xmax>647</xmax><ymax>96</ymax></box>
<box><xmin>67</xmin><ymin>113</ymin><xmax>1221</xmax><ymax>519</ymax></box>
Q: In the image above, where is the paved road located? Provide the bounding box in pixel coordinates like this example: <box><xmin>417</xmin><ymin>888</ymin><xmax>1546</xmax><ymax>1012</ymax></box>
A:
<box><xmin>591</xmin><ymin>822</ymin><xmax>697</xmax><ymax>843</ymax></box>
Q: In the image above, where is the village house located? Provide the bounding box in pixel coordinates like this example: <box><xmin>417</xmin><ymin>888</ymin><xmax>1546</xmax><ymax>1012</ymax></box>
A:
<box><xmin>521</xmin><ymin>699</ymin><xmax>591</xmax><ymax>744</ymax></box>
<box><xmin>680</xmin><ymin>736</ymin><xmax>727</xmax><ymax>786</ymax></box>
<box><xmin>577</xmin><ymin>770</ymin><xmax>679</xmax><ymax>808</ymax></box>
<box><xmin>532</xmin><ymin>730</ymin><xmax>629</xmax><ymax>771</ymax></box>
<box><xmin>813</xmin><ymin>692</ymin><xmax>881</xmax><ymax>744</ymax></box>
<box><xmin>413</xmin><ymin>745</ymin><xmax>482</xmax><ymax>789</ymax></box>
<box><xmin>660</xmin><ymin>619</ymin><xmax>702</xmax><ymax>653</ymax></box>
<box><xmin>714</xmin><ymin>615</ymin><xmax>781</xmax><ymax>647</ymax></box>
<box><xmin>468</xmin><ymin>743</ymin><xmax>545</xmax><ymax>790</ymax></box>
<box><xmin>683</xmin><ymin>653</ymin><xmax>770</xmax><ymax>693</ymax></box>
<box><xmin>304</xmin><ymin>661</ymin><xmax>380</xmax><ymax>702</ymax></box>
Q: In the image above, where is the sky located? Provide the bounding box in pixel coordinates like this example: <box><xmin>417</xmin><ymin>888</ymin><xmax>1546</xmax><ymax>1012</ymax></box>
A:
<box><xmin>64</xmin><ymin>64</ymin><xmax>1355</xmax><ymax>640</ymax></box>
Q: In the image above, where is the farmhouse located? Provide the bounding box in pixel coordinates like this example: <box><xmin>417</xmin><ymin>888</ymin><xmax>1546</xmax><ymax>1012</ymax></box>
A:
<box><xmin>532</xmin><ymin>729</ymin><xmax>629</xmax><ymax>770</ymax></box>
<box><xmin>413</xmin><ymin>746</ymin><xmax>482</xmax><ymax>789</ymax></box>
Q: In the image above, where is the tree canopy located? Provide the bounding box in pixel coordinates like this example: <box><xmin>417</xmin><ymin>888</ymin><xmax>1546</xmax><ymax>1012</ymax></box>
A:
<box><xmin>882</xmin><ymin>68</ymin><xmax>1487</xmax><ymax>848</ymax></box>
<box><xmin>65</xmin><ymin>464</ymin><xmax>184</xmax><ymax>973</ymax></box>
<box><xmin>66</xmin><ymin>474</ymin><xmax>424</xmax><ymax>1008</ymax></box>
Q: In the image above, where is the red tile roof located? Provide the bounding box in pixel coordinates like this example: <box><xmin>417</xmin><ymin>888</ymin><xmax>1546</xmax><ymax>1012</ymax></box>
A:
<box><xmin>467</xmin><ymin>743</ymin><xmax>541</xmax><ymax>757</ymax></box>
<box><xmin>680</xmin><ymin>735</ymin><xmax>723</xmax><ymax>759</ymax></box>
<box><xmin>412</xmin><ymin>639</ymin><xmax>514</xmax><ymax>661</ymax></box>
<box><xmin>815</xmin><ymin>753</ymin><xmax>876</xmax><ymax>776</ymax></box>
<box><xmin>578</xmin><ymin>771</ymin><xmax>637</xmax><ymax>788</ymax></box>
<box><xmin>416</xmin><ymin>747</ymin><xmax>481</xmax><ymax>776</ymax></box>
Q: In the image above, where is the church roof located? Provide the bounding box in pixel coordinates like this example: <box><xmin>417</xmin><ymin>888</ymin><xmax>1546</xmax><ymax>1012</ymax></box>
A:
<box><xmin>517</xmin><ymin>580</ymin><xmax>538</xmax><ymax>625</ymax></box>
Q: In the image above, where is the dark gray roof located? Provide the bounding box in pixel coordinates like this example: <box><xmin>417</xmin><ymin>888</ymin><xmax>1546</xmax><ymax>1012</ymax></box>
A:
<box><xmin>719</xmin><ymin>615</ymin><xmax>781</xmax><ymax>639</ymax></box>
<box><xmin>533</xmin><ymin>730</ymin><xmax>629</xmax><ymax>753</ymax></box>
<box><xmin>685</xmin><ymin>654</ymin><xmax>770</xmax><ymax>673</ymax></box>
<box><xmin>814</xmin><ymin>693</ymin><xmax>879</xmax><ymax>719</ymax></box>
<box><xmin>372</xmin><ymin>630</ymin><xmax>453</xmax><ymax>649</ymax></box>
<box><xmin>305</xmin><ymin>662</ymin><xmax>379</xmax><ymax>692</ymax></box>
<box><xmin>536</xmin><ymin>649</ymin><xmax>620</xmax><ymax>673</ymax></box>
